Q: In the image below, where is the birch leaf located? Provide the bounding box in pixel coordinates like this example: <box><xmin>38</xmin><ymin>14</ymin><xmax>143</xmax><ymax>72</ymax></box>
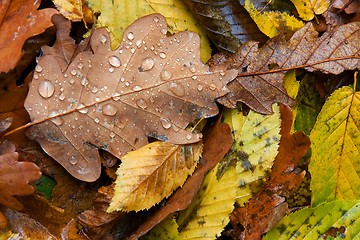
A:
<box><xmin>108</xmin><ymin>141</ymin><xmax>202</xmax><ymax>212</ymax></box>
<box><xmin>221</xmin><ymin>104</ymin><xmax>281</xmax><ymax>205</ymax></box>
<box><xmin>310</xmin><ymin>86</ymin><xmax>360</xmax><ymax>206</ymax></box>
<box><xmin>177</xmin><ymin>165</ymin><xmax>237</xmax><ymax>239</ymax></box>
<box><xmin>291</xmin><ymin>0</ymin><xmax>331</xmax><ymax>21</ymax></box>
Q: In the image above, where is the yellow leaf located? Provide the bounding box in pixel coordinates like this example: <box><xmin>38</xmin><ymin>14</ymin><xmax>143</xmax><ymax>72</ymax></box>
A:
<box><xmin>52</xmin><ymin>0</ymin><xmax>93</xmax><ymax>23</ymax></box>
<box><xmin>222</xmin><ymin>104</ymin><xmax>281</xmax><ymax>205</ymax></box>
<box><xmin>310</xmin><ymin>86</ymin><xmax>360</xmax><ymax>206</ymax></box>
<box><xmin>108</xmin><ymin>141</ymin><xmax>202</xmax><ymax>212</ymax></box>
<box><xmin>87</xmin><ymin>0</ymin><xmax>211</xmax><ymax>62</ymax></box>
<box><xmin>291</xmin><ymin>0</ymin><xmax>331</xmax><ymax>21</ymax></box>
<box><xmin>177</xmin><ymin>165</ymin><xmax>237</xmax><ymax>239</ymax></box>
<box><xmin>144</xmin><ymin>216</ymin><xmax>181</xmax><ymax>240</ymax></box>
<box><xmin>283</xmin><ymin>70</ymin><xmax>300</xmax><ymax>132</ymax></box>
<box><xmin>244</xmin><ymin>0</ymin><xmax>304</xmax><ymax>38</ymax></box>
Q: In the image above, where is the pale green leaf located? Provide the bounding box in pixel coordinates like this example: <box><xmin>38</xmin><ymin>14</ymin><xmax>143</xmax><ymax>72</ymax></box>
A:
<box><xmin>177</xmin><ymin>165</ymin><xmax>237</xmax><ymax>239</ymax></box>
<box><xmin>87</xmin><ymin>0</ymin><xmax>211</xmax><ymax>62</ymax></box>
<box><xmin>291</xmin><ymin>0</ymin><xmax>331</xmax><ymax>21</ymax></box>
<box><xmin>310</xmin><ymin>86</ymin><xmax>360</xmax><ymax>206</ymax></box>
<box><xmin>264</xmin><ymin>200</ymin><xmax>360</xmax><ymax>239</ymax></box>
<box><xmin>142</xmin><ymin>216</ymin><xmax>181</xmax><ymax>240</ymax></box>
<box><xmin>108</xmin><ymin>141</ymin><xmax>202</xmax><ymax>212</ymax></box>
<box><xmin>244</xmin><ymin>0</ymin><xmax>304</xmax><ymax>38</ymax></box>
<box><xmin>222</xmin><ymin>104</ymin><xmax>281</xmax><ymax>205</ymax></box>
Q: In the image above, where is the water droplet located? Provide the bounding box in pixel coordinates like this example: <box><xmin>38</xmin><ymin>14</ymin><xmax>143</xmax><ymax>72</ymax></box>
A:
<box><xmin>77</xmin><ymin>103</ymin><xmax>88</xmax><ymax>114</ymax></box>
<box><xmin>186</xmin><ymin>134</ymin><xmax>192</xmax><ymax>140</ymax></box>
<box><xmin>100</xmin><ymin>34</ymin><xmax>107</xmax><ymax>44</ymax></box>
<box><xmin>168</xmin><ymin>82</ymin><xmax>185</xmax><ymax>97</ymax></box>
<box><xmin>136</xmin><ymin>40</ymin><xmax>142</xmax><ymax>48</ymax></box>
<box><xmin>112</xmin><ymin>92</ymin><xmax>121</xmax><ymax>101</ymax></box>
<box><xmin>35</xmin><ymin>65</ymin><xmax>43</xmax><ymax>72</ymax></box>
<box><xmin>139</xmin><ymin>57</ymin><xmax>155</xmax><ymax>71</ymax></box>
<box><xmin>197</xmin><ymin>84</ymin><xmax>203</xmax><ymax>91</ymax></box>
<box><xmin>59</xmin><ymin>92</ymin><xmax>65</xmax><ymax>100</ymax></box>
<box><xmin>108</xmin><ymin>55</ymin><xmax>121</xmax><ymax>67</ymax></box>
<box><xmin>154</xmin><ymin>16</ymin><xmax>159</xmax><ymax>23</ymax></box>
<box><xmin>91</xmin><ymin>86</ymin><xmax>98</xmax><ymax>93</ymax></box>
<box><xmin>160</xmin><ymin>70</ymin><xmax>172</xmax><ymax>81</ymax></box>
<box><xmin>149</xmin><ymin>96</ymin><xmax>155</xmax><ymax>103</ymax></box>
<box><xmin>77</xmin><ymin>62</ymin><xmax>84</xmax><ymax>69</ymax></box>
<box><xmin>70</xmin><ymin>69</ymin><xmax>77</xmax><ymax>76</ymax></box>
<box><xmin>160</xmin><ymin>118</ymin><xmax>172</xmax><ymax>129</ymax></box>
<box><xmin>190</xmin><ymin>67</ymin><xmax>196</xmax><ymax>73</ymax></box>
<box><xmin>38</xmin><ymin>79</ymin><xmax>55</xmax><ymax>98</ymax></box>
<box><xmin>209</xmin><ymin>84</ymin><xmax>217</xmax><ymax>91</ymax></box>
<box><xmin>48</xmin><ymin>110</ymin><xmax>63</xmax><ymax>125</ymax></box>
<box><xmin>110</xmin><ymin>132</ymin><xmax>116</xmax><ymax>138</ymax></box>
<box><xmin>192</xmin><ymin>76</ymin><xmax>197</xmax><ymax>80</ymax></box>
<box><xmin>102</xmin><ymin>103</ymin><xmax>118</xmax><ymax>116</ymax></box>
<box><xmin>69</xmin><ymin>156</ymin><xmax>77</xmax><ymax>165</ymax></box>
<box><xmin>81</xmin><ymin>77</ymin><xmax>88</xmax><ymax>86</ymax></box>
<box><xmin>69</xmin><ymin>79</ymin><xmax>75</xmax><ymax>84</ymax></box>
<box><xmin>94</xmin><ymin>117</ymin><xmax>100</xmax><ymax>123</ymax></box>
<box><xmin>159</xmin><ymin>52</ymin><xmax>166</xmax><ymax>59</ymax></box>
<box><xmin>33</xmin><ymin>74</ymin><xmax>39</xmax><ymax>80</ymax></box>
<box><xmin>136</xmin><ymin>99</ymin><xmax>147</xmax><ymax>109</ymax></box>
<box><xmin>219</xmin><ymin>71</ymin><xmax>225</xmax><ymax>76</ymax></box>
<box><xmin>161</xmin><ymin>28</ymin><xmax>167</xmax><ymax>35</ymax></box>
<box><xmin>108</xmin><ymin>67</ymin><xmax>114</xmax><ymax>73</ymax></box>
<box><xmin>172</xmin><ymin>125</ymin><xmax>179</xmax><ymax>132</ymax></box>
<box><xmin>130</xmin><ymin>48</ymin><xmax>135</xmax><ymax>54</ymax></box>
<box><xmin>125</xmin><ymin>82</ymin><xmax>130</xmax><ymax>87</ymax></box>
<box><xmin>127</xmin><ymin>32</ymin><xmax>134</xmax><ymax>40</ymax></box>
<box><xmin>133</xmin><ymin>85</ymin><xmax>142</xmax><ymax>92</ymax></box>
<box><xmin>95</xmin><ymin>97</ymin><xmax>100</xmax><ymax>102</ymax></box>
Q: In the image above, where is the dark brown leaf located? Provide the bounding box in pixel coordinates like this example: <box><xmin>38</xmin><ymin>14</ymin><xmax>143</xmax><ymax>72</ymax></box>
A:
<box><xmin>218</xmin><ymin>22</ymin><xmax>360</xmax><ymax>114</ymax></box>
<box><xmin>24</xmin><ymin>14</ymin><xmax>237</xmax><ymax>181</ymax></box>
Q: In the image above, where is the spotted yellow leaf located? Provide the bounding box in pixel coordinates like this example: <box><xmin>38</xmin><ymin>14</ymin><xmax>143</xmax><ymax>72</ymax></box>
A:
<box><xmin>291</xmin><ymin>0</ymin><xmax>331</xmax><ymax>21</ymax></box>
<box><xmin>108</xmin><ymin>141</ymin><xmax>202</xmax><ymax>212</ymax></box>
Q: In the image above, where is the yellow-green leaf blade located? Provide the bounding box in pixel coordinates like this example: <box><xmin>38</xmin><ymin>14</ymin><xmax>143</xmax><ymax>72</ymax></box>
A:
<box><xmin>108</xmin><ymin>141</ymin><xmax>202</xmax><ymax>212</ymax></box>
<box><xmin>87</xmin><ymin>0</ymin><xmax>211</xmax><ymax>62</ymax></box>
<box><xmin>264</xmin><ymin>200</ymin><xmax>360</xmax><ymax>239</ymax></box>
<box><xmin>291</xmin><ymin>0</ymin><xmax>331</xmax><ymax>21</ymax></box>
<box><xmin>177</xmin><ymin>165</ymin><xmax>237</xmax><ymax>239</ymax></box>
<box><xmin>310</xmin><ymin>86</ymin><xmax>360</xmax><ymax>206</ymax></box>
<box><xmin>143</xmin><ymin>216</ymin><xmax>181</xmax><ymax>240</ymax></box>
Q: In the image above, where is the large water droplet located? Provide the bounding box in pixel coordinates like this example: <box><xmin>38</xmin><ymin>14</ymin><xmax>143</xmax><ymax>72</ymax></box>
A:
<box><xmin>35</xmin><ymin>65</ymin><xmax>43</xmax><ymax>73</ymax></box>
<box><xmin>69</xmin><ymin>156</ymin><xmax>77</xmax><ymax>165</ymax></box>
<box><xmin>102</xmin><ymin>103</ymin><xmax>118</xmax><ymax>116</ymax></box>
<box><xmin>91</xmin><ymin>86</ymin><xmax>98</xmax><ymax>93</ymax></box>
<box><xmin>81</xmin><ymin>77</ymin><xmax>88</xmax><ymax>86</ymax></box>
<box><xmin>136</xmin><ymin>99</ymin><xmax>147</xmax><ymax>109</ymax></box>
<box><xmin>38</xmin><ymin>80</ymin><xmax>55</xmax><ymax>98</ymax></box>
<box><xmin>77</xmin><ymin>103</ymin><xmax>88</xmax><ymax>114</ymax></box>
<box><xmin>139</xmin><ymin>57</ymin><xmax>155</xmax><ymax>72</ymax></box>
<box><xmin>48</xmin><ymin>110</ymin><xmax>63</xmax><ymax>126</ymax></box>
<box><xmin>108</xmin><ymin>55</ymin><xmax>121</xmax><ymax>67</ymax></box>
<box><xmin>133</xmin><ymin>85</ymin><xmax>142</xmax><ymax>92</ymax></box>
<box><xmin>160</xmin><ymin>70</ymin><xmax>172</xmax><ymax>81</ymax></box>
<box><xmin>160</xmin><ymin>118</ymin><xmax>172</xmax><ymax>129</ymax></box>
<box><xmin>168</xmin><ymin>82</ymin><xmax>185</xmax><ymax>97</ymax></box>
<box><xmin>127</xmin><ymin>32</ymin><xmax>134</xmax><ymax>40</ymax></box>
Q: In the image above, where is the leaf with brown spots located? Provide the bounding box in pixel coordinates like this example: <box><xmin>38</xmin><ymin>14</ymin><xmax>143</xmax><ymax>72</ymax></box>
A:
<box><xmin>0</xmin><ymin>0</ymin><xmax>58</xmax><ymax>73</ymax></box>
<box><xmin>218</xmin><ymin>21</ymin><xmax>360</xmax><ymax>114</ymax></box>
<box><xmin>24</xmin><ymin>14</ymin><xmax>237</xmax><ymax>182</ymax></box>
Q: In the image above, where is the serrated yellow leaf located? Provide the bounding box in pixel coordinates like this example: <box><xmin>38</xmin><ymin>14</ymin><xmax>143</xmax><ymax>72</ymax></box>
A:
<box><xmin>222</xmin><ymin>104</ymin><xmax>281</xmax><ymax>205</ymax></box>
<box><xmin>143</xmin><ymin>216</ymin><xmax>181</xmax><ymax>240</ymax></box>
<box><xmin>177</xmin><ymin>165</ymin><xmax>237</xmax><ymax>239</ymax></box>
<box><xmin>108</xmin><ymin>141</ymin><xmax>202</xmax><ymax>212</ymax></box>
<box><xmin>310</xmin><ymin>86</ymin><xmax>360</xmax><ymax>206</ymax></box>
<box><xmin>291</xmin><ymin>0</ymin><xmax>331</xmax><ymax>21</ymax></box>
<box><xmin>87</xmin><ymin>0</ymin><xmax>211</xmax><ymax>62</ymax></box>
<box><xmin>52</xmin><ymin>0</ymin><xmax>93</xmax><ymax>23</ymax></box>
<box><xmin>244</xmin><ymin>0</ymin><xmax>304</xmax><ymax>38</ymax></box>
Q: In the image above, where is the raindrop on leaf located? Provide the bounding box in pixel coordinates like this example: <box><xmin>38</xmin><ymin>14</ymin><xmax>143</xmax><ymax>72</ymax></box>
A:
<box><xmin>38</xmin><ymin>79</ymin><xmax>55</xmax><ymax>98</ymax></box>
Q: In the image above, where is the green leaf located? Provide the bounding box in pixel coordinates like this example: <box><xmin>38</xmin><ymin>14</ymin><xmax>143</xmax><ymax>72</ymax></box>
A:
<box><xmin>221</xmin><ymin>104</ymin><xmax>281</xmax><ymax>205</ymax></box>
<box><xmin>310</xmin><ymin>86</ymin><xmax>360</xmax><ymax>206</ymax></box>
<box><xmin>177</xmin><ymin>165</ymin><xmax>237</xmax><ymax>239</ymax></box>
<box><xmin>34</xmin><ymin>175</ymin><xmax>56</xmax><ymax>201</ymax></box>
<box><xmin>87</xmin><ymin>0</ymin><xmax>211</xmax><ymax>62</ymax></box>
<box><xmin>264</xmin><ymin>200</ymin><xmax>360</xmax><ymax>239</ymax></box>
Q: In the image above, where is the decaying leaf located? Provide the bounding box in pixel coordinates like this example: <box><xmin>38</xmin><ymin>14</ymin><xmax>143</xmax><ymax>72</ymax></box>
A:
<box><xmin>87</xmin><ymin>0</ymin><xmax>212</xmax><ymax>62</ymax></box>
<box><xmin>244</xmin><ymin>0</ymin><xmax>304</xmax><ymax>38</ymax></box>
<box><xmin>108</xmin><ymin>141</ymin><xmax>202</xmax><ymax>212</ymax></box>
<box><xmin>218</xmin><ymin>21</ymin><xmax>360</xmax><ymax>114</ymax></box>
<box><xmin>291</xmin><ymin>0</ymin><xmax>331</xmax><ymax>21</ymax></box>
<box><xmin>310</xmin><ymin>86</ymin><xmax>360</xmax><ymax>206</ymax></box>
<box><xmin>129</xmin><ymin>118</ymin><xmax>232</xmax><ymax>239</ymax></box>
<box><xmin>24</xmin><ymin>14</ymin><xmax>237</xmax><ymax>182</ymax></box>
<box><xmin>0</xmin><ymin>0</ymin><xmax>58</xmax><ymax>73</ymax></box>
<box><xmin>181</xmin><ymin>0</ymin><xmax>268</xmax><ymax>53</ymax></box>
<box><xmin>264</xmin><ymin>200</ymin><xmax>360</xmax><ymax>239</ymax></box>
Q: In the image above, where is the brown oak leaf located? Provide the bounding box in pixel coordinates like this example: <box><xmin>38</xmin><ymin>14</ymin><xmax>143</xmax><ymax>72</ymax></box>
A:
<box><xmin>24</xmin><ymin>14</ymin><xmax>237</xmax><ymax>182</ymax></box>
<box><xmin>0</xmin><ymin>0</ymin><xmax>58</xmax><ymax>73</ymax></box>
<box><xmin>218</xmin><ymin>21</ymin><xmax>360</xmax><ymax>114</ymax></box>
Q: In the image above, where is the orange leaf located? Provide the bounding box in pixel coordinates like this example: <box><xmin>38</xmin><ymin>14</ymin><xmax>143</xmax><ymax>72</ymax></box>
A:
<box><xmin>0</xmin><ymin>0</ymin><xmax>58</xmax><ymax>73</ymax></box>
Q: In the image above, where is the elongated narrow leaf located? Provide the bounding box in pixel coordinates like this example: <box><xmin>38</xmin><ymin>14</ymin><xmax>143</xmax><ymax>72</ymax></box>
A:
<box><xmin>264</xmin><ymin>200</ymin><xmax>360</xmax><ymax>239</ymax></box>
<box><xmin>310</xmin><ymin>86</ymin><xmax>360</xmax><ymax>206</ymax></box>
<box><xmin>87</xmin><ymin>0</ymin><xmax>211</xmax><ymax>62</ymax></box>
<box><xmin>108</xmin><ymin>141</ymin><xmax>202</xmax><ymax>212</ymax></box>
<box><xmin>221</xmin><ymin>104</ymin><xmax>281</xmax><ymax>205</ymax></box>
<box><xmin>177</xmin><ymin>165</ymin><xmax>237</xmax><ymax>239</ymax></box>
